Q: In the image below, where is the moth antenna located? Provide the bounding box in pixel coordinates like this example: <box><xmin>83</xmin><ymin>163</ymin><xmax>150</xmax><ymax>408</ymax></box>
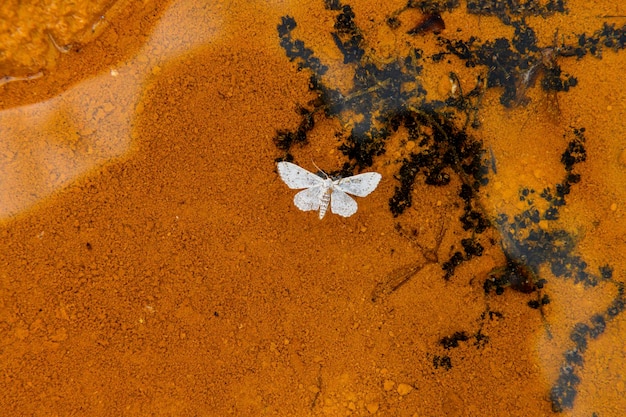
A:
<box><xmin>311</xmin><ymin>159</ymin><xmax>329</xmax><ymax>179</ymax></box>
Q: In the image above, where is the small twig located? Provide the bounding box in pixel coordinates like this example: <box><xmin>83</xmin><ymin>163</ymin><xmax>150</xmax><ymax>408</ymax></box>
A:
<box><xmin>0</xmin><ymin>72</ymin><xmax>43</xmax><ymax>86</ymax></box>
<box><xmin>47</xmin><ymin>32</ymin><xmax>72</xmax><ymax>53</ymax></box>
<box><xmin>310</xmin><ymin>366</ymin><xmax>323</xmax><ymax>410</ymax></box>
<box><xmin>372</xmin><ymin>223</ymin><xmax>445</xmax><ymax>301</ymax></box>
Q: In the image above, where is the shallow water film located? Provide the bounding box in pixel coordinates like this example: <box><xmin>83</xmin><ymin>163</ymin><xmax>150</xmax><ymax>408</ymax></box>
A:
<box><xmin>1</xmin><ymin>0</ymin><xmax>626</xmax><ymax>415</ymax></box>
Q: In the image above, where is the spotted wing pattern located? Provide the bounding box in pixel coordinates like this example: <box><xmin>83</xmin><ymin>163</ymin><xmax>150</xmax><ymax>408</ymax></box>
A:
<box><xmin>335</xmin><ymin>172</ymin><xmax>382</xmax><ymax>197</ymax></box>
<box><xmin>277</xmin><ymin>161</ymin><xmax>323</xmax><ymax>189</ymax></box>
<box><xmin>330</xmin><ymin>188</ymin><xmax>358</xmax><ymax>217</ymax></box>
<box><xmin>293</xmin><ymin>186</ymin><xmax>324</xmax><ymax>212</ymax></box>
<box><xmin>277</xmin><ymin>161</ymin><xmax>381</xmax><ymax>219</ymax></box>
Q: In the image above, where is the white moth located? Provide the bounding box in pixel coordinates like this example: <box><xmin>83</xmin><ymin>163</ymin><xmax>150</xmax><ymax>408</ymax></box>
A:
<box><xmin>277</xmin><ymin>161</ymin><xmax>382</xmax><ymax>219</ymax></box>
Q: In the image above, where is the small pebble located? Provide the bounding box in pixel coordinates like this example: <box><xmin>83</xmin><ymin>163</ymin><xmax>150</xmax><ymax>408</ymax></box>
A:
<box><xmin>383</xmin><ymin>380</ymin><xmax>395</xmax><ymax>391</ymax></box>
<box><xmin>397</xmin><ymin>383</ymin><xmax>413</xmax><ymax>396</ymax></box>
<box><xmin>437</xmin><ymin>74</ymin><xmax>453</xmax><ymax>96</ymax></box>
<box><xmin>366</xmin><ymin>403</ymin><xmax>379</xmax><ymax>414</ymax></box>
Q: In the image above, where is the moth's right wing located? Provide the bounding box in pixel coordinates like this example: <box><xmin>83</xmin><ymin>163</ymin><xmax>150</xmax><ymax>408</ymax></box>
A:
<box><xmin>335</xmin><ymin>172</ymin><xmax>382</xmax><ymax>197</ymax></box>
<box><xmin>330</xmin><ymin>189</ymin><xmax>358</xmax><ymax>217</ymax></box>
<box><xmin>277</xmin><ymin>161</ymin><xmax>323</xmax><ymax>189</ymax></box>
<box><xmin>294</xmin><ymin>186</ymin><xmax>323</xmax><ymax>212</ymax></box>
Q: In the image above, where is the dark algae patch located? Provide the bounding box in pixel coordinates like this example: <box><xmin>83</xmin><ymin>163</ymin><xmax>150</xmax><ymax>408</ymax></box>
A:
<box><xmin>275</xmin><ymin>0</ymin><xmax>626</xmax><ymax>413</ymax></box>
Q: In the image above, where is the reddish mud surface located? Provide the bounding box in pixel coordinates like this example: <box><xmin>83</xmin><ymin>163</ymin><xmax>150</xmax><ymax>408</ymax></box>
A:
<box><xmin>1</xmin><ymin>1</ymin><xmax>625</xmax><ymax>416</ymax></box>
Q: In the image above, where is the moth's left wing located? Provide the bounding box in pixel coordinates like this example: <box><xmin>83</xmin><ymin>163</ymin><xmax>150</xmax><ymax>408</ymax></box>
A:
<box><xmin>331</xmin><ymin>189</ymin><xmax>358</xmax><ymax>217</ymax></box>
<box><xmin>294</xmin><ymin>186</ymin><xmax>323</xmax><ymax>212</ymax></box>
<box><xmin>335</xmin><ymin>172</ymin><xmax>382</xmax><ymax>197</ymax></box>
<box><xmin>277</xmin><ymin>161</ymin><xmax>323</xmax><ymax>189</ymax></box>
